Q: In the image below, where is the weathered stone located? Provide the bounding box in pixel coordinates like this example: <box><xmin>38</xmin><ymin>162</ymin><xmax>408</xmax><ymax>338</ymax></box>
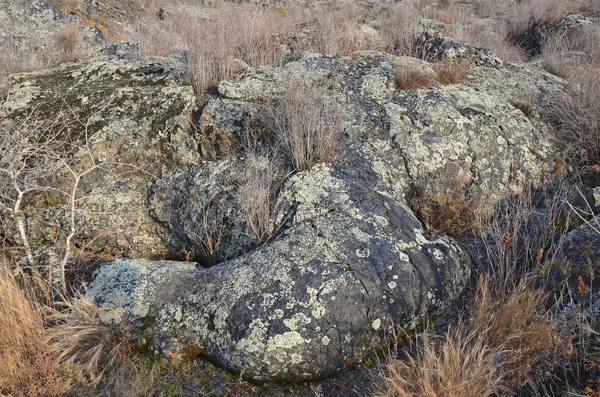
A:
<box><xmin>90</xmin><ymin>163</ymin><xmax>471</xmax><ymax>381</ymax></box>
<box><xmin>1</xmin><ymin>54</ymin><xmax>199</xmax><ymax>259</ymax></box>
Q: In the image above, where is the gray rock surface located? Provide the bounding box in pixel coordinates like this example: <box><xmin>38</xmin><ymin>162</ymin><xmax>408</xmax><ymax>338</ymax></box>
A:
<box><xmin>90</xmin><ymin>163</ymin><xmax>471</xmax><ymax>381</ymax></box>
<box><xmin>1</xmin><ymin>54</ymin><xmax>199</xmax><ymax>259</ymax></box>
<box><xmin>201</xmin><ymin>50</ymin><xmax>563</xmax><ymax>206</ymax></box>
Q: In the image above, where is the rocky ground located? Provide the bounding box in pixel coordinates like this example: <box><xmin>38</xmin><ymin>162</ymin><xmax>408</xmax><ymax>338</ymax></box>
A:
<box><xmin>1</xmin><ymin>0</ymin><xmax>600</xmax><ymax>396</ymax></box>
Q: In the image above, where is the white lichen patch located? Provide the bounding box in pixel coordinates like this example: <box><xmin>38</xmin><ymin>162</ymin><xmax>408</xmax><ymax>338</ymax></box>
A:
<box><xmin>283</xmin><ymin>313</ymin><xmax>312</xmax><ymax>331</ymax></box>
<box><xmin>388</xmin><ymin>281</ymin><xmax>397</xmax><ymax>289</ymax></box>
<box><xmin>267</xmin><ymin>331</ymin><xmax>308</xmax><ymax>352</ymax></box>
<box><xmin>351</xmin><ymin>227</ymin><xmax>372</xmax><ymax>243</ymax></box>
<box><xmin>372</xmin><ymin>319</ymin><xmax>381</xmax><ymax>330</ymax></box>
<box><xmin>321</xmin><ymin>336</ymin><xmax>330</xmax><ymax>346</ymax></box>
<box><xmin>356</xmin><ymin>247</ymin><xmax>371</xmax><ymax>258</ymax></box>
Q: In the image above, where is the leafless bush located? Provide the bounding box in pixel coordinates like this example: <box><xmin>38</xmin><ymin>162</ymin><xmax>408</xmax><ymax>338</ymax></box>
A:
<box><xmin>473</xmin><ymin>179</ymin><xmax>573</xmax><ymax>285</ymax></box>
<box><xmin>268</xmin><ymin>83</ymin><xmax>341</xmax><ymax>172</ymax></box>
<box><xmin>58</xmin><ymin>22</ymin><xmax>82</xmax><ymax>63</ymax></box>
<box><xmin>0</xmin><ymin>107</ymin><xmax>144</xmax><ymax>292</ymax></box>
<box><xmin>378</xmin><ymin>1</ymin><xmax>422</xmax><ymax>56</ymax></box>
<box><xmin>544</xmin><ymin>66</ymin><xmax>600</xmax><ymax>178</ymax></box>
<box><xmin>395</xmin><ymin>64</ymin><xmax>435</xmax><ymax>90</ymax></box>
<box><xmin>237</xmin><ymin>154</ymin><xmax>281</xmax><ymax>244</ymax></box>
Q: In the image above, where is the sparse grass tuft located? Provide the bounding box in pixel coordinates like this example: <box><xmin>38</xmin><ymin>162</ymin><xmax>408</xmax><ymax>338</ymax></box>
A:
<box><xmin>433</xmin><ymin>59</ymin><xmax>471</xmax><ymax>84</ymax></box>
<box><xmin>395</xmin><ymin>65</ymin><xmax>435</xmax><ymax>90</ymax></box>
<box><xmin>269</xmin><ymin>83</ymin><xmax>341</xmax><ymax>172</ymax></box>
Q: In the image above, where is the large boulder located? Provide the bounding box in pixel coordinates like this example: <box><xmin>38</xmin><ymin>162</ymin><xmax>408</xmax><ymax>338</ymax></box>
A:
<box><xmin>1</xmin><ymin>54</ymin><xmax>199</xmax><ymax>259</ymax></box>
<box><xmin>90</xmin><ymin>163</ymin><xmax>471</xmax><ymax>381</ymax></box>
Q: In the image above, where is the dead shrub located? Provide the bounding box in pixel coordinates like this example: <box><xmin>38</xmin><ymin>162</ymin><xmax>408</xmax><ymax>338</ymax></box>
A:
<box><xmin>433</xmin><ymin>59</ymin><xmax>471</xmax><ymax>84</ymax></box>
<box><xmin>409</xmin><ymin>172</ymin><xmax>478</xmax><ymax>238</ymax></box>
<box><xmin>268</xmin><ymin>83</ymin><xmax>341</xmax><ymax>172</ymax></box>
<box><xmin>544</xmin><ymin>66</ymin><xmax>600</xmax><ymax>180</ymax></box>
<box><xmin>58</xmin><ymin>22</ymin><xmax>82</xmax><ymax>63</ymax></box>
<box><xmin>377</xmin><ymin>325</ymin><xmax>507</xmax><ymax>397</ymax></box>
<box><xmin>237</xmin><ymin>154</ymin><xmax>281</xmax><ymax>243</ymax></box>
<box><xmin>395</xmin><ymin>65</ymin><xmax>435</xmax><ymax>90</ymax></box>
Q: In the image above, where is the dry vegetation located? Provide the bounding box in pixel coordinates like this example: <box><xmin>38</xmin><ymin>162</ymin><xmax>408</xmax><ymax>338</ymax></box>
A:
<box><xmin>2</xmin><ymin>0</ymin><xmax>600</xmax><ymax>395</ymax></box>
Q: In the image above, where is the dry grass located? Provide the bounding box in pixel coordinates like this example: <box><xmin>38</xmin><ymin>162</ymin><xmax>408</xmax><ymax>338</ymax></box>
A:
<box><xmin>378</xmin><ymin>0</ymin><xmax>422</xmax><ymax>56</ymax></box>
<box><xmin>469</xmin><ymin>276</ymin><xmax>559</xmax><ymax>388</ymax></box>
<box><xmin>545</xmin><ymin>65</ymin><xmax>600</xmax><ymax>179</ymax></box>
<box><xmin>0</xmin><ymin>269</ymin><xmax>131</xmax><ymax>396</ymax></box>
<box><xmin>131</xmin><ymin>3</ymin><xmax>302</xmax><ymax>95</ymax></box>
<box><xmin>378</xmin><ymin>327</ymin><xmax>507</xmax><ymax>397</ymax></box>
<box><xmin>376</xmin><ymin>275</ymin><xmax>560</xmax><ymax>396</ymax></box>
<box><xmin>58</xmin><ymin>22</ymin><xmax>82</xmax><ymax>63</ymax></box>
<box><xmin>0</xmin><ymin>272</ymin><xmax>70</xmax><ymax>396</ymax></box>
<box><xmin>237</xmin><ymin>154</ymin><xmax>281</xmax><ymax>243</ymax></box>
<box><xmin>269</xmin><ymin>83</ymin><xmax>340</xmax><ymax>172</ymax></box>
<box><xmin>409</xmin><ymin>172</ymin><xmax>479</xmax><ymax>238</ymax></box>
<box><xmin>433</xmin><ymin>59</ymin><xmax>471</xmax><ymax>84</ymax></box>
<box><xmin>395</xmin><ymin>65</ymin><xmax>435</xmax><ymax>90</ymax></box>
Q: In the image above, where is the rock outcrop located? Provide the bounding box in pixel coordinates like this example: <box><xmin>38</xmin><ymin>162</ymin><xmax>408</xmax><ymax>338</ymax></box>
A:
<box><xmin>90</xmin><ymin>162</ymin><xmax>471</xmax><ymax>381</ymax></box>
<box><xmin>1</xmin><ymin>53</ymin><xmax>199</xmax><ymax>259</ymax></box>
<box><xmin>2</xmin><ymin>31</ymin><xmax>570</xmax><ymax>382</ymax></box>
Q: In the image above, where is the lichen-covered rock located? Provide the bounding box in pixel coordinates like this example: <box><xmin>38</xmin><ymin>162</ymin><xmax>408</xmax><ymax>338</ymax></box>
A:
<box><xmin>201</xmin><ymin>50</ymin><xmax>563</xmax><ymax>205</ymax></box>
<box><xmin>90</xmin><ymin>163</ymin><xmax>471</xmax><ymax>381</ymax></box>
<box><xmin>413</xmin><ymin>30</ymin><xmax>503</xmax><ymax>66</ymax></box>
<box><xmin>1</xmin><ymin>54</ymin><xmax>199</xmax><ymax>259</ymax></box>
<box><xmin>148</xmin><ymin>158</ymin><xmax>256</xmax><ymax>265</ymax></box>
<box><xmin>565</xmin><ymin>215</ymin><xmax>600</xmax><ymax>262</ymax></box>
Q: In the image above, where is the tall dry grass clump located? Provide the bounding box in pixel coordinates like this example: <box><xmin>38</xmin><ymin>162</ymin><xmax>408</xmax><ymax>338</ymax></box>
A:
<box><xmin>0</xmin><ymin>272</ymin><xmax>69</xmax><ymax>396</ymax></box>
<box><xmin>237</xmin><ymin>154</ymin><xmax>281</xmax><ymax>243</ymax></box>
<box><xmin>376</xmin><ymin>276</ymin><xmax>559</xmax><ymax>396</ymax></box>
<box><xmin>269</xmin><ymin>83</ymin><xmax>341</xmax><ymax>172</ymax></box>
<box><xmin>469</xmin><ymin>277</ymin><xmax>559</xmax><ymax>387</ymax></box>
<box><xmin>0</xmin><ymin>269</ymin><xmax>132</xmax><ymax>396</ymax></box>
<box><xmin>378</xmin><ymin>326</ymin><xmax>507</xmax><ymax>397</ymax></box>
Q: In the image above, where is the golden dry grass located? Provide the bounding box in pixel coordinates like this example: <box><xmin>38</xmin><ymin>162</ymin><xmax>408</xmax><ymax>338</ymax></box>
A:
<box><xmin>0</xmin><ymin>272</ymin><xmax>70</xmax><ymax>396</ymax></box>
<box><xmin>0</xmin><ymin>270</ymin><xmax>131</xmax><ymax>396</ymax></box>
<box><xmin>433</xmin><ymin>59</ymin><xmax>471</xmax><ymax>84</ymax></box>
<box><xmin>378</xmin><ymin>327</ymin><xmax>507</xmax><ymax>397</ymax></box>
<box><xmin>376</xmin><ymin>276</ymin><xmax>559</xmax><ymax>396</ymax></box>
